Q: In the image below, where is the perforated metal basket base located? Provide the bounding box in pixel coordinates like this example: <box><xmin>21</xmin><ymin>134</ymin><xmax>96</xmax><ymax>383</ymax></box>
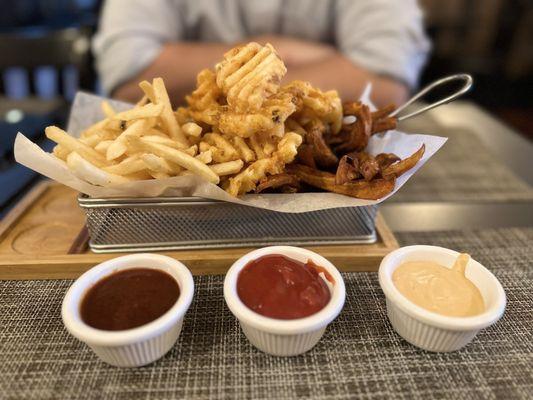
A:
<box><xmin>78</xmin><ymin>196</ymin><xmax>377</xmax><ymax>253</ymax></box>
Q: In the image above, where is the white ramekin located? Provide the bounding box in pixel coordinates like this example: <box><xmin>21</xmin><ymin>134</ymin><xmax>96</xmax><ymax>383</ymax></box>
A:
<box><xmin>62</xmin><ymin>253</ymin><xmax>194</xmax><ymax>367</ymax></box>
<box><xmin>379</xmin><ymin>245</ymin><xmax>506</xmax><ymax>352</ymax></box>
<box><xmin>224</xmin><ymin>246</ymin><xmax>345</xmax><ymax>356</ymax></box>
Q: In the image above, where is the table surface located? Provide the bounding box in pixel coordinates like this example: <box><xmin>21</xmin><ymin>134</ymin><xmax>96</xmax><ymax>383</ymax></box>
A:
<box><xmin>1</xmin><ymin>227</ymin><xmax>531</xmax><ymax>400</ymax></box>
<box><xmin>1</xmin><ymin>101</ymin><xmax>532</xmax><ymax>399</ymax></box>
<box><xmin>381</xmin><ymin>101</ymin><xmax>533</xmax><ymax>231</ymax></box>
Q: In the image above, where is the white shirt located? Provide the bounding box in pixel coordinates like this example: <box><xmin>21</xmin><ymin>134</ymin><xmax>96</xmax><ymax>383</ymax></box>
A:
<box><xmin>93</xmin><ymin>0</ymin><xmax>430</xmax><ymax>95</ymax></box>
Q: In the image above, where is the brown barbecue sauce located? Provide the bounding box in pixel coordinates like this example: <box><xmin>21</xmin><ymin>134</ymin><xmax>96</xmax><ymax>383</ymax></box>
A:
<box><xmin>80</xmin><ymin>268</ymin><xmax>180</xmax><ymax>331</ymax></box>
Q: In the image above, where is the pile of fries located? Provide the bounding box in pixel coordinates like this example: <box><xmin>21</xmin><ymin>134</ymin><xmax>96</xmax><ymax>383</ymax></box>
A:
<box><xmin>46</xmin><ymin>42</ymin><xmax>424</xmax><ymax>200</ymax></box>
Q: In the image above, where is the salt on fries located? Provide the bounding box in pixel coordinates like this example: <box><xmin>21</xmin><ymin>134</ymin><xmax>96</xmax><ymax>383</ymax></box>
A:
<box><xmin>44</xmin><ymin>42</ymin><xmax>424</xmax><ymax>200</ymax></box>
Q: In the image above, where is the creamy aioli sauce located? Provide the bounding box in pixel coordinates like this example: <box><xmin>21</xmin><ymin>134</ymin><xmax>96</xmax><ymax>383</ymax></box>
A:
<box><xmin>392</xmin><ymin>254</ymin><xmax>485</xmax><ymax>317</ymax></box>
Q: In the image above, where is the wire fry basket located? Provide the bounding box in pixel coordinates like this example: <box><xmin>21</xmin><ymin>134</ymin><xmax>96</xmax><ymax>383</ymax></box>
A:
<box><xmin>78</xmin><ymin>195</ymin><xmax>378</xmax><ymax>253</ymax></box>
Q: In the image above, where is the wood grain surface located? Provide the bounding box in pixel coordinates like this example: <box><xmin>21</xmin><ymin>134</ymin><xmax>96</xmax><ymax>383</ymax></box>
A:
<box><xmin>0</xmin><ymin>182</ymin><xmax>398</xmax><ymax>280</ymax></box>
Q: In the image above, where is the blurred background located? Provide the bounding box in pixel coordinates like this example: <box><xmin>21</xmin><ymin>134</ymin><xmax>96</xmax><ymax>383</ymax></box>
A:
<box><xmin>0</xmin><ymin>0</ymin><xmax>531</xmax><ymax>216</ymax></box>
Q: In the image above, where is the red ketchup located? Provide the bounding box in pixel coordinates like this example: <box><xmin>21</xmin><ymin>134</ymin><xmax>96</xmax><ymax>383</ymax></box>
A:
<box><xmin>237</xmin><ymin>254</ymin><xmax>332</xmax><ymax>319</ymax></box>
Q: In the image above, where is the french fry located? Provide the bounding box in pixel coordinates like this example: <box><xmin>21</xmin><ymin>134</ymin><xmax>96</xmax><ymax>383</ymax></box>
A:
<box><xmin>136</xmin><ymin>95</ymin><xmax>149</xmax><ymax>107</ymax></box>
<box><xmin>187</xmin><ymin>134</ymin><xmax>202</xmax><ymax>146</ymax></box>
<box><xmin>79</xmin><ymin>134</ymin><xmax>101</xmax><ymax>147</ymax></box>
<box><xmin>106</xmin><ymin>120</ymin><xmax>148</xmax><ymax>161</ymax></box>
<box><xmin>126</xmin><ymin>136</ymin><xmax>219</xmax><ymax>184</ymax></box>
<box><xmin>178</xmin><ymin>170</ymin><xmax>194</xmax><ymax>177</ymax></box>
<box><xmin>182</xmin><ymin>122</ymin><xmax>202</xmax><ymax>137</ymax></box>
<box><xmin>103</xmin><ymin>155</ymin><xmax>147</xmax><ymax>175</ymax></box>
<box><xmin>185</xmin><ymin>145</ymin><xmax>198</xmax><ymax>156</ymax></box>
<box><xmin>149</xmin><ymin>170</ymin><xmax>171</xmax><ymax>179</ymax></box>
<box><xmin>106</xmin><ymin>141</ymin><xmax>128</xmax><ymax>161</ymax></box>
<box><xmin>195</xmin><ymin>149</ymin><xmax>213</xmax><ymax>164</ymax></box>
<box><xmin>125</xmin><ymin>170</ymin><xmax>152</xmax><ymax>180</ymax></box>
<box><xmin>46</xmin><ymin>126</ymin><xmax>108</xmax><ymax>168</ymax></box>
<box><xmin>111</xmin><ymin>103</ymin><xmax>163</xmax><ymax>121</ymax></box>
<box><xmin>144</xmin><ymin>128</ymin><xmax>167</xmax><ymax>137</ymax></box>
<box><xmin>141</xmin><ymin>153</ymin><xmax>181</xmax><ymax>174</ymax></box>
<box><xmin>199</xmin><ymin>141</ymin><xmax>211</xmax><ymax>153</ymax></box>
<box><xmin>94</xmin><ymin>140</ymin><xmax>114</xmax><ymax>154</ymax></box>
<box><xmin>67</xmin><ymin>152</ymin><xmax>129</xmax><ymax>185</ymax></box>
<box><xmin>82</xmin><ymin>119</ymin><xmax>109</xmax><ymax>136</ymax></box>
<box><xmin>105</xmin><ymin>119</ymin><xmax>124</xmax><ymax>131</ymax></box>
<box><xmin>142</xmin><ymin>135</ymin><xmax>187</xmax><ymax>149</ymax></box>
<box><xmin>81</xmin><ymin>129</ymin><xmax>120</xmax><ymax>143</ymax></box>
<box><xmin>152</xmin><ymin>78</ymin><xmax>188</xmax><ymax>147</ymax></box>
<box><xmin>232</xmin><ymin>137</ymin><xmax>255</xmax><ymax>162</ymax></box>
<box><xmin>52</xmin><ymin>145</ymin><xmax>70</xmax><ymax>160</ymax></box>
<box><xmin>175</xmin><ymin>107</ymin><xmax>191</xmax><ymax>125</ymax></box>
<box><xmin>138</xmin><ymin>80</ymin><xmax>156</xmax><ymax>103</ymax></box>
<box><xmin>101</xmin><ymin>101</ymin><xmax>116</xmax><ymax>118</ymax></box>
<box><xmin>209</xmin><ymin>160</ymin><xmax>244</xmax><ymax>176</ymax></box>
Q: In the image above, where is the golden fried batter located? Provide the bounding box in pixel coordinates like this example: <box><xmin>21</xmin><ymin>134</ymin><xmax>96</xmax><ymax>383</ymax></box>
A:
<box><xmin>215</xmin><ymin>42</ymin><xmax>286</xmax><ymax>112</ymax></box>
<box><xmin>227</xmin><ymin>132</ymin><xmax>302</xmax><ymax>196</ymax></box>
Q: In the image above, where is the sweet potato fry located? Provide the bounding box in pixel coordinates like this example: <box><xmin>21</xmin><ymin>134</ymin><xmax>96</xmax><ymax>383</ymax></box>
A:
<box><xmin>255</xmin><ymin>173</ymin><xmax>301</xmax><ymax>193</ymax></box>
<box><xmin>371</xmin><ymin>117</ymin><xmax>397</xmax><ymax>134</ymax></box>
<box><xmin>336</xmin><ymin>102</ymin><xmax>372</xmax><ymax>153</ymax></box>
<box><xmin>297</xmin><ymin>144</ymin><xmax>317</xmax><ymax>168</ymax></box>
<box><xmin>345</xmin><ymin>103</ymin><xmax>397</xmax><ymax>135</ymax></box>
<box><xmin>287</xmin><ymin>164</ymin><xmax>396</xmax><ymax>200</ymax></box>
<box><xmin>382</xmin><ymin>144</ymin><xmax>425</xmax><ymax>178</ymax></box>
<box><xmin>335</xmin><ymin>155</ymin><xmax>359</xmax><ymax>185</ymax></box>
<box><xmin>354</xmin><ymin>152</ymin><xmax>380</xmax><ymax>181</ymax></box>
<box><xmin>342</xmin><ymin>102</ymin><xmax>360</xmax><ymax>116</ymax></box>
<box><xmin>305</xmin><ymin>119</ymin><xmax>338</xmax><ymax>168</ymax></box>
<box><xmin>375</xmin><ymin>153</ymin><xmax>401</xmax><ymax>170</ymax></box>
<box><xmin>371</xmin><ymin>104</ymin><xmax>396</xmax><ymax>120</ymax></box>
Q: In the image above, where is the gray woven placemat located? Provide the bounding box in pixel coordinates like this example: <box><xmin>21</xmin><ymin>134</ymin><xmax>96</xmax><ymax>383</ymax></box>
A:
<box><xmin>1</xmin><ymin>227</ymin><xmax>532</xmax><ymax>400</ymax></box>
<box><xmin>389</xmin><ymin>119</ymin><xmax>533</xmax><ymax>203</ymax></box>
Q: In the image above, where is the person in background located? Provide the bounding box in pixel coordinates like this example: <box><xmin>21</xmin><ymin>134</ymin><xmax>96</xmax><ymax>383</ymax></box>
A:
<box><xmin>93</xmin><ymin>0</ymin><xmax>430</xmax><ymax>107</ymax></box>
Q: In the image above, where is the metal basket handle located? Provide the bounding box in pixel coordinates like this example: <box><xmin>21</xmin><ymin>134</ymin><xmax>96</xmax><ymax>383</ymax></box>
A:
<box><xmin>390</xmin><ymin>73</ymin><xmax>473</xmax><ymax>121</ymax></box>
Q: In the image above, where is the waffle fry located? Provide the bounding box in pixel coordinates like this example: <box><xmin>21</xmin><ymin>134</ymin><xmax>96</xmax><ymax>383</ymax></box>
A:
<box><xmin>215</xmin><ymin>42</ymin><xmax>286</xmax><ymax>112</ymax></box>
<box><xmin>217</xmin><ymin>90</ymin><xmax>296</xmax><ymax>138</ymax></box>
<box><xmin>227</xmin><ymin>132</ymin><xmax>301</xmax><ymax>196</ymax></box>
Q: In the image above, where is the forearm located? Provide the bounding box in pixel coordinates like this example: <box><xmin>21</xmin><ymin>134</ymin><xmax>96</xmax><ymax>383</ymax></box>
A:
<box><xmin>284</xmin><ymin>54</ymin><xmax>409</xmax><ymax>107</ymax></box>
<box><xmin>113</xmin><ymin>42</ymin><xmax>232</xmax><ymax>104</ymax></box>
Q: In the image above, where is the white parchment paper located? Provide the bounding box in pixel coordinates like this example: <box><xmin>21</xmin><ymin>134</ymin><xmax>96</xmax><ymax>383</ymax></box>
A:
<box><xmin>14</xmin><ymin>89</ymin><xmax>447</xmax><ymax>213</ymax></box>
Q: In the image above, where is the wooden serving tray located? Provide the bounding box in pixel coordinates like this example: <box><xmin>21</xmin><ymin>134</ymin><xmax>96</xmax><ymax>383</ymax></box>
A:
<box><xmin>0</xmin><ymin>181</ymin><xmax>399</xmax><ymax>280</ymax></box>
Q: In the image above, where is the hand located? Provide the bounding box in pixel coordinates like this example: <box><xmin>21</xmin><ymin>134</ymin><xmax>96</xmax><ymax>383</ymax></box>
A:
<box><xmin>249</xmin><ymin>35</ymin><xmax>336</xmax><ymax>67</ymax></box>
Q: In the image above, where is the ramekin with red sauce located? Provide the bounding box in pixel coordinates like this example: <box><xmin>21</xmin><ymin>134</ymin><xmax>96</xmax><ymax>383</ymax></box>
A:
<box><xmin>224</xmin><ymin>246</ymin><xmax>346</xmax><ymax>356</ymax></box>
